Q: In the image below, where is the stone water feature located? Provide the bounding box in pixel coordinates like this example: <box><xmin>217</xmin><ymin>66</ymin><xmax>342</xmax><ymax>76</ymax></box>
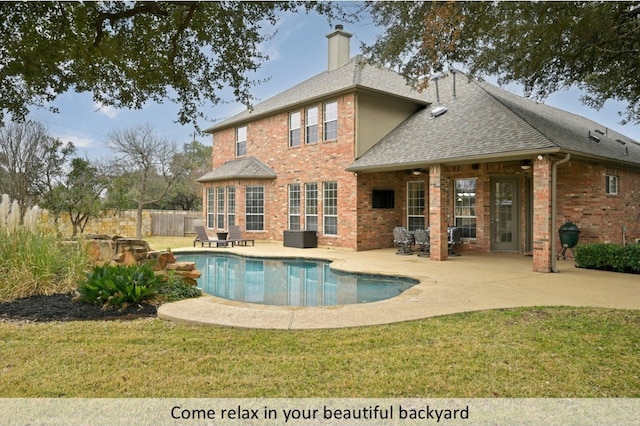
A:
<box><xmin>84</xmin><ymin>235</ymin><xmax>201</xmax><ymax>285</ymax></box>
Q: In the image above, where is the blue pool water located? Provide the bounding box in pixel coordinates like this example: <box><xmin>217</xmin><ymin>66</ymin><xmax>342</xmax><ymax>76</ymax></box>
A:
<box><xmin>177</xmin><ymin>253</ymin><xmax>418</xmax><ymax>307</ymax></box>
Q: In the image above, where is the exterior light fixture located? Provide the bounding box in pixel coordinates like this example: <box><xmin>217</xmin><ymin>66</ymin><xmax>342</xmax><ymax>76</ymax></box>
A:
<box><xmin>520</xmin><ymin>160</ymin><xmax>532</xmax><ymax>170</ymax></box>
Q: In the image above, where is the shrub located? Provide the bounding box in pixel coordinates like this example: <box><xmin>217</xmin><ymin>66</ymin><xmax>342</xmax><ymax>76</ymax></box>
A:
<box><xmin>157</xmin><ymin>271</ymin><xmax>202</xmax><ymax>302</ymax></box>
<box><xmin>76</xmin><ymin>264</ymin><xmax>162</xmax><ymax>311</ymax></box>
<box><xmin>76</xmin><ymin>264</ymin><xmax>202</xmax><ymax>310</ymax></box>
<box><xmin>575</xmin><ymin>243</ymin><xmax>640</xmax><ymax>274</ymax></box>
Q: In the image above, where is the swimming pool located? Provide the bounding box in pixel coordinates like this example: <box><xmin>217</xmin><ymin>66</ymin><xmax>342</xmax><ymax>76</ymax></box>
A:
<box><xmin>177</xmin><ymin>253</ymin><xmax>418</xmax><ymax>307</ymax></box>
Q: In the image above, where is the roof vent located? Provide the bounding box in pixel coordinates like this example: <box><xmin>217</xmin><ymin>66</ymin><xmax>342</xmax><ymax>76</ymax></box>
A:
<box><xmin>588</xmin><ymin>131</ymin><xmax>600</xmax><ymax>142</ymax></box>
<box><xmin>431</xmin><ymin>106</ymin><xmax>448</xmax><ymax>117</ymax></box>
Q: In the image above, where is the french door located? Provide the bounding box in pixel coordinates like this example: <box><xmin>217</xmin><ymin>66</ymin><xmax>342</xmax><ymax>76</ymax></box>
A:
<box><xmin>491</xmin><ymin>177</ymin><xmax>519</xmax><ymax>251</ymax></box>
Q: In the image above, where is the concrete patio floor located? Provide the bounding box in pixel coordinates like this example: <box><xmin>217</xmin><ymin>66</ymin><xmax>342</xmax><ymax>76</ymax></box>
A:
<box><xmin>157</xmin><ymin>242</ymin><xmax>640</xmax><ymax>329</ymax></box>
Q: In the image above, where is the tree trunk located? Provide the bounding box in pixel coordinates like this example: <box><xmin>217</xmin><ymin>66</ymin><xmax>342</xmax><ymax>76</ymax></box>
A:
<box><xmin>136</xmin><ymin>201</ymin><xmax>144</xmax><ymax>239</ymax></box>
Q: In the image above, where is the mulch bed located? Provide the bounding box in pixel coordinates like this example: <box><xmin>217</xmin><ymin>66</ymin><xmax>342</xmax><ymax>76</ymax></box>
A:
<box><xmin>0</xmin><ymin>293</ymin><xmax>157</xmax><ymax>322</ymax></box>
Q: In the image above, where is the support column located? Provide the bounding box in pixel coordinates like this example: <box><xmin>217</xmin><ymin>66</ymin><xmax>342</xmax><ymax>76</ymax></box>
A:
<box><xmin>429</xmin><ymin>164</ymin><xmax>449</xmax><ymax>261</ymax></box>
<box><xmin>532</xmin><ymin>156</ymin><xmax>553</xmax><ymax>272</ymax></box>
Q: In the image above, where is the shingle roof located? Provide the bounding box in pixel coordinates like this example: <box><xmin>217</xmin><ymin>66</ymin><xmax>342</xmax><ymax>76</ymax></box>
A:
<box><xmin>196</xmin><ymin>157</ymin><xmax>276</xmax><ymax>183</ymax></box>
<box><xmin>347</xmin><ymin>72</ymin><xmax>640</xmax><ymax>172</ymax></box>
<box><xmin>204</xmin><ymin>56</ymin><xmax>430</xmax><ymax>133</ymax></box>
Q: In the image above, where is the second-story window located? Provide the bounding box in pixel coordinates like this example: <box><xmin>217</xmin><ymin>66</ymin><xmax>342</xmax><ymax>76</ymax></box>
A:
<box><xmin>306</xmin><ymin>106</ymin><xmax>318</xmax><ymax>144</ymax></box>
<box><xmin>289</xmin><ymin>112</ymin><xmax>301</xmax><ymax>147</ymax></box>
<box><xmin>236</xmin><ymin>126</ymin><xmax>247</xmax><ymax>156</ymax></box>
<box><xmin>323</xmin><ymin>101</ymin><xmax>337</xmax><ymax>141</ymax></box>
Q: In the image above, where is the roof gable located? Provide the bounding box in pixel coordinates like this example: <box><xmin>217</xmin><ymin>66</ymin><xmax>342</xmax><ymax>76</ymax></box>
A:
<box><xmin>205</xmin><ymin>56</ymin><xmax>429</xmax><ymax>133</ymax></box>
<box><xmin>197</xmin><ymin>157</ymin><xmax>276</xmax><ymax>183</ymax></box>
<box><xmin>348</xmin><ymin>72</ymin><xmax>640</xmax><ymax>172</ymax></box>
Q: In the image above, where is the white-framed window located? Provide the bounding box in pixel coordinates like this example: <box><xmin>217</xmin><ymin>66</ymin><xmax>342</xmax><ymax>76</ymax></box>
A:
<box><xmin>289</xmin><ymin>112</ymin><xmax>301</xmax><ymax>147</ymax></box>
<box><xmin>288</xmin><ymin>183</ymin><xmax>301</xmax><ymax>230</ymax></box>
<box><xmin>306</xmin><ymin>106</ymin><xmax>318</xmax><ymax>144</ymax></box>
<box><xmin>323</xmin><ymin>101</ymin><xmax>338</xmax><ymax>141</ymax></box>
<box><xmin>455</xmin><ymin>178</ymin><xmax>477</xmax><ymax>238</ymax></box>
<box><xmin>236</xmin><ymin>126</ymin><xmax>247</xmax><ymax>156</ymax></box>
<box><xmin>216</xmin><ymin>186</ymin><xmax>225</xmax><ymax>229</ymax></box>
<box><xmin>305</xmin><ymin>183</ymin><xmax>318</xmax><ymax>231</ymax></box>
<box><xmin>206</xmin><ymin>187</ymin><xmax>215</xmax><ymax>229</ymax></box>
<box><xmin>227</xmin><ymin>186</ymin><xmax>236</xmax><ymax>227</ymax></box>
<box><xmin>407</xmin><ymin>181</ymin><xmax>425</xmax><ymax>231</ymax></box>
<box><xmin>606</xmin><ymin>175</ymin><xmax>618</xmax><ymax>195</ymax></box>
<box><xmin>245</xmin><ymin>186</ymin><xmax>264</xmax><ymax>231</ymax></box>
<box><xmin>323</xmin><ymin>181</ymin><xmax>338</xmax><ymax>235</ymax></box>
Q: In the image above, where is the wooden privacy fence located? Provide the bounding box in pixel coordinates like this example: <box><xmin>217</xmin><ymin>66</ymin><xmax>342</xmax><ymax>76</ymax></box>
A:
<box><xmin>151</xmin><ymin>211</ymin><xmax>202</xmax><ymax>236</ymax></box>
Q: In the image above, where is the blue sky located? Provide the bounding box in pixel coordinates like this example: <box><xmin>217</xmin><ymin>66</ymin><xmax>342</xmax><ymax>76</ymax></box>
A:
<box><xmin>27</xmin><ymin>12</ymin><xmax>640</xmax><ymax>161</ymax></box>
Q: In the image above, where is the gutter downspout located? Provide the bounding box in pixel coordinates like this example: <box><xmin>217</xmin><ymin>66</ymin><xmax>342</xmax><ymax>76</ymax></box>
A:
<box><xmin>551</xmin><ymin>153</ymin><xmax>571</xmax><ymax>273</ymax></box>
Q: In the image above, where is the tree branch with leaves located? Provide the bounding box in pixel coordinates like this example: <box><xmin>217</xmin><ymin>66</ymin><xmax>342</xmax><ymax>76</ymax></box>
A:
<box><xmin>0</xmin><ymin>1</ymin><xmax>348</xmax><ymax>126</ymax></box>
<box><xmin>363</xmin><ymin>1</ymin><xmax>640</xmax><ymax>125</ymax></box>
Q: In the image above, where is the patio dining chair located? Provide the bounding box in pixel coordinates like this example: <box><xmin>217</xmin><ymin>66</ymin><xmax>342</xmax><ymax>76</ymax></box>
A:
<box><xmin>448</xmin><ymin>226</ymin><xmax>462</xmax><ymax>256</ymax></box>
<box><xmin>393</xmin><ymin>226</ymin><xmax>413</xmax><ymax>255</ymax></box>
<box><xmin>413</xmin><ymin>228</ymin><xmax>430</xmax><ymax>257</ymax></box>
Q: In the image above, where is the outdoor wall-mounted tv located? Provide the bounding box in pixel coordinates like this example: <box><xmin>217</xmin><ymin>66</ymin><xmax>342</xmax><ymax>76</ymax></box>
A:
<box><xmin>372</xmin><ymin>189</ymin><xmax>395</xmax><ymax>209</ymax></box>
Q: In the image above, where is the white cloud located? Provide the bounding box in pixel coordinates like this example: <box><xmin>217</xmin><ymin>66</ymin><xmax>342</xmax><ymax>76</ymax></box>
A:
<box><xmin>58</xmin><ymin>133</ymin><xmax>94</xmax><ymax>148</ymax></box>
<box><xmin>93</xmin><ymin>101</ymin><xmax>120</xmax><ymax>119</ymax></box>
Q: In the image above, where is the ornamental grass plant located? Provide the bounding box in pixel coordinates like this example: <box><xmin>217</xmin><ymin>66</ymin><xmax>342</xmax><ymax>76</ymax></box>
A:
<box><xmin>0</xmin><ymin>195</ymin><xmax>90</xmax><ymax>302</ymax></box>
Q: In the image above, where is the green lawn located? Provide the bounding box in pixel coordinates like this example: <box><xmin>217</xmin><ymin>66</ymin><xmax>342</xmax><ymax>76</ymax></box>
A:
<box><xmin>1</xmin><ymin>306</ymin><xmax>639</xmax><ymax>397</ymax></box>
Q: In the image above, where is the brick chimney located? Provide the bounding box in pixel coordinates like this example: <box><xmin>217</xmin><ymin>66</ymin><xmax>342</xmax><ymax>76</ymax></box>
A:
<box><xmin>326</xmin><ymin>25</ymin><xmax>352</xmax><ymax>71</ymax></box>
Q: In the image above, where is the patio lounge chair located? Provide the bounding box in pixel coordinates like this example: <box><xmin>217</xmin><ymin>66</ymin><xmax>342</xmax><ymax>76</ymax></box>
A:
<box><xmin>413</xmin><ymin>228</ymin><xmax>430</xmax><ymax>257</ymax></box>
<box><xmin>393</xmin><ymin>226</ymin><xmax>413</xmax><ymax>255</ymax></box>
<box><xmin>228</xmin><ymin>225</ymin><xmax>255</xmax><ymax>246</ymax></box>
<box><xmin>193</xmin><ymin>225</ymin><xmax>232</xmax><ymax>247</ymax></box>
<box><xmin>448</xmin><ymin>226</ymin><xmax>462</xmax><ymax>256</ymax></box>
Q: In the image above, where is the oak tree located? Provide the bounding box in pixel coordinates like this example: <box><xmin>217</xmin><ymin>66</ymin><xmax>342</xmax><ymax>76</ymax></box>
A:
<box><xmin>363</xmin><ymin>1</ymin><xmax>640</xmax><ymax>124</ymax></box>
<box><xmin>0</xmin><ymin>1</ymin><xmax>345</xmax><ymax>126</ymax></box>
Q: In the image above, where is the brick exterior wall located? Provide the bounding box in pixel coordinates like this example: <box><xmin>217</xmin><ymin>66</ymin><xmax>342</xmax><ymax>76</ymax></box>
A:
<box><xmin>355</xmin><ymin>171</ymin><xmax>405</xmax><ymax>249</ymax></box>
<box><xmin>556</xmin><ymin>160</ymin><xmax>640</xmax><ymax>245</ymax></box>
<box><xmin>203</xmin><ymin>95</ymin><xmax>640</xmax><ymax>266</ymax></box>
<box><xmin>204</xmin><ymin>94</ymin><xmax>359</xmax><ymax>249</ymax></box>
<box><xmin>354</xmin><ymin>159</ymin><xmax>640</xmax><ymax>269</ymax></box>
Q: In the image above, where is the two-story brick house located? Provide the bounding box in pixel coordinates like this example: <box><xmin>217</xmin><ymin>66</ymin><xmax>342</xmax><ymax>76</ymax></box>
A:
<box><xmin>199</xmin><ymin>26</ymin><xmax>640</xmax><ymax>272</ymax></box>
